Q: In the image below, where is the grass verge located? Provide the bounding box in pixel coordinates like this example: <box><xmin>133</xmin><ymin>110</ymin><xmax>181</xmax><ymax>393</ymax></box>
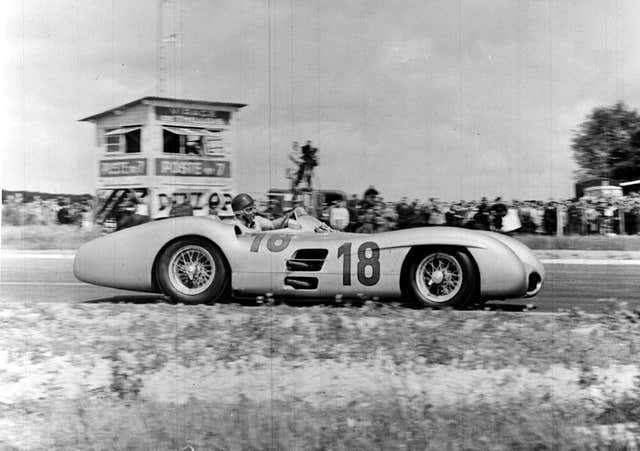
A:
<box><xmin>1</xmin><ymin>302</ymin><xmax>639</xmax><ymax>449</ymax></box>
<box><xmin>1</xmin><ymin>225</ymin><xmax>102</xmax><ymax>250</ymax></box>
<box><xmin>515</xmin><ymin>234</ymin><xmax>640</xmax><ymax>251</ymax></box>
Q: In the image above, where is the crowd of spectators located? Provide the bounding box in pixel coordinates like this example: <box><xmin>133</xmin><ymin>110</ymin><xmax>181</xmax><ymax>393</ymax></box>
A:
<box><xmin>4</xmin><ymin>188</ymin><xmax>640</xmax><ymax>236</ymax></box>
<box><xmin>2</xmin><ymin>193</ymin><xmax>92</xmax><ymax>227</ymax></box>
<box><xmin>317</xmin><ymin>187</ymin><xmax>640</xmax><ymax>236</ymax></box>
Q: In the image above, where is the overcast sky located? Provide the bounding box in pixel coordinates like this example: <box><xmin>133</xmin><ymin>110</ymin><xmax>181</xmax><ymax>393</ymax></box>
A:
<box><xmin>3</xmin><ymin>0</ymin><xmax>640</xmax><ymax>201</ymax></box>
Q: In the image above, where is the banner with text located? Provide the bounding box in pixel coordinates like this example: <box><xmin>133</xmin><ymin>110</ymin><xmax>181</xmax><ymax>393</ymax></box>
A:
<box><xmin>155</xmin><ymin>158</ymin><xmax>231</xmax><ymax>178</ymax></box>
<box><xmin>156</xmin><ymin>106</ymin><xmax>230</xmax><ymax>126</ymax></box>
<box><xmin>99</xmin><ymin>159</ymin><xmax>147</xmax><ymax>177</ymax></box>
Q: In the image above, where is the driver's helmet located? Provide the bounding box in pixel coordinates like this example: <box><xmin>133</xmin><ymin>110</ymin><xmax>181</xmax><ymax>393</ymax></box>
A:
<box><xmin>231</xmin><ymin>193</ymin><xmax>255</xmax><ymax>213</ymax></box>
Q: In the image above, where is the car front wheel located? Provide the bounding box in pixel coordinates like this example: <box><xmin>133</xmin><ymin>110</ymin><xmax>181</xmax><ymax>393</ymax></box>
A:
<box><xmin>406</xmin><ymin>248</ymin><xmax>477</xmax><ymax>308</ymax></box>
<box><xmin>156</xmin><ymin>238</ymin><xmax>228</xmax><ymax>304</ymax></box>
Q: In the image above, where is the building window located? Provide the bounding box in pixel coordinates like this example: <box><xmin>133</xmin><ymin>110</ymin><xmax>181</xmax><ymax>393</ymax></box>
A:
<box><xmin>185</xmin><ymin>135</ymin><xmax>203</xmax><ymax>155</ymax></box>
<box><xmin>104</xmin><ymin>127</ymin><xmax>141</xmax><ymax>153</ymax></box>
<box><xmin>204</xmin><ymin>133</ymin><xmax>224</xmax><ymax>156</ymax></box>
<box><xmin>124</xmin><ymin>130</ymin><xmax>141</xmax><ymax>153</ymax></box>
<box><xmin>105</xmin><ymin>135</ymin><xmax>122</xmax><ymax>153</ymax></box>
<box><xmin>162</xmin><ymin>126</ymin><xmax>224</xmax><ymax>156</ymax></box>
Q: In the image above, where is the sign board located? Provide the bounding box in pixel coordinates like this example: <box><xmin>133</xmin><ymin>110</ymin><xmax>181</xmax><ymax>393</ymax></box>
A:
<box><xmin>99</xmin><ymin>158</ymin><xmax>147</xmax><ymax>177</ymax></box>
<box><xmin>155</xmin><ymin>158</ymin><xmax>231</xmax><ymax>178</ymax></box>
<box><xmin>156</xmin><ymin>106</ymin><xmax>230</xmax><ymax>126</ymax></box>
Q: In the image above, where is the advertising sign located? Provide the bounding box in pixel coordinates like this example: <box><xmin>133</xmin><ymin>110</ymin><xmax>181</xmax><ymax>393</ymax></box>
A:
<box><xmin>99</xmin><ymin>158</ymin><xmax>147</xmax><ymax>177</ymax></box>
<box><xmin>155</xmin><ymin>158</ymin><xmax>231</xmax><ymax>178</ymax></box>
<box><xmin>156</xmin><ymin>106</ymin><xmax>230</xmax><ymax>126</ymax></box>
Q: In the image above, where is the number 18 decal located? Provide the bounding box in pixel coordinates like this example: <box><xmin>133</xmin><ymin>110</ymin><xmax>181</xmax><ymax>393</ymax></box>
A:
<box><xmin>337</xmin><ymin>241</ymin><xmax>380</xmax><ymax>286</ymax></box>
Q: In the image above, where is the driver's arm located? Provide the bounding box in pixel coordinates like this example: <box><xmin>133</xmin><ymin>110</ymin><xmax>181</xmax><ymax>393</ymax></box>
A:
<box><xmin>254</xmin><ymin>215</ymin><xmax>288</xmax><ymax>231</ymax></box>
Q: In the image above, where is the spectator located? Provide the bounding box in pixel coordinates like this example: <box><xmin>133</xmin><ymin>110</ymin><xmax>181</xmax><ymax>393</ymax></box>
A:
<box><xmin>169</xmin><ymin>194</ymin><xmax>194</xmax><ymax>218</ymax></box>
<box><xmin>395</xmin><ymin>197</ymin><xmax>413</xmax><ymax>229</ymax></box>
<box><xmin>293</xmin><ymin>140</ymin><xmax>318</xmax><ymax>190</ymax></box>
<box><xmin>425</xmin><ymin>199</ymin><xmax>443</xmax><ymax>226</ymax></box>
<box><xmin>626</xmin><ymin>198</ymin><xmax>640</xmax><ymax>235</ymax></box>
<box><xmin>355</xmin><ymin>208</ymin><xmax>376</xmax><ymax>234</ymax></box>
<box><xmin>445</xmin><ymin>203</ymin><xmax>465</xmax><ymax>227</ymax></box>
<box><xmin>543</xmin><ymin>201</ymin><xmax>557</xmax><ymax>235</ymax></box>
<box><xmin>462</xmin><ymin>201</ymin><xmax>478</xmax><ymax>229</ymax></box>
<box><xmin>135</xmin><ymin>190</ymin><xmax>150</xmax><ymax>217</ymax></box>
<box><xmin>474</xmin><ymin>197</ymin><xmax>491</xmax><ymax>230</ymax></box>
<box><xmin>490</xmin><ymin>197</ymin><xmax>507</xmax><ymax>231</ymax></box>
<box><xmin>373</xmin><ymin>203</ymin><xmax>390</xmax><ymax>232</ymax></box>
<box><xmin>501</xmin><ymin>203</ymin><xmax>522</xmax><ymax>233</ymax></box>
<box><xmin>156</xmin><ymin>194</ymin><xmax>171</xmax><ymax>219</ymax></box>
<box><xmin>208</xmin><ymin>193</ymin><xmax>221</xmax><ymax>216</ymax></box>
<box><xmin>217</xmin><ymin>194</ymin><xmax>235</xmax><ymax>220</ymax></box>
<box><xmin>602</xmin><ymin>201</ymin><xmax>615</xmax><ymax>235</ymax></box>
<box><xmin>116</xmin><ymin>191</ymin><xmax>138</xmax><ymax>230</ymax></box>
<box><xmin>346</xmin><ymin>194</ymin><xmax>361</xmax><ymax>231</ymax></box>
<box><xmin>584</xmin><ymin>202</ymin><xmax>599</xmax><ymax>234</ymax></box>
<box><xmin>329</xmin><ymin>200</ymin><xmax>350</xmax><ymax>231</ymax></box>
<box><xmin>362</xmin><ymin>186</ymin><xmax>379</xmax><ymax>210</ymax></box>
<box><xmin>80</xmin><ymin>203</ymin><xmax>93</xmax><ymax>229</ymax></box>
<box><xmin>567</xmin><ymin>201</ymin><xmax>581</xmax><ymax>235</ymax></box>
<box><xmin>634</xmin><ymin>199</ymin><xmax>640</xmax><ymax>235</ymax></box>
<box><xmin>57</xmin><ymin>200</ymin><xmax>74</xmax><ymax>225</ymax></box>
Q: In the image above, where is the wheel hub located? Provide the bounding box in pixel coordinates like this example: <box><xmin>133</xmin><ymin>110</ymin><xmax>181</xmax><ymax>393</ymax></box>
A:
<box><xmin>415</xmin><ymin>252</ymin><xmax>464</xmax><ymax>304</ymax></box>
<box><xmin>431</xmin><ymin>270</ymin><xmax>444</xmax><ymax>284</ymax></box>
<box><xmin>168</xmin><ymin>245</ymin><xmax>216</xmax><ymax>295</ymax></box>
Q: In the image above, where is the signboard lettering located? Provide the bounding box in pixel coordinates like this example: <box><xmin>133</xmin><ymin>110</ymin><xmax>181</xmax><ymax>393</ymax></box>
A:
<box><xmin>99</xmin><ymin>159</ymin><xmax>147</xmax><ymax>177</ymax></box>
<box><xmin>156</xmin><ymin>106</ymin><xmax>230</xmax><ymax>126</ymax></box>
<box><xmin>155</xmin><ymin>158</ymin><xmax>231</xmax><ymax>178</ymax></box>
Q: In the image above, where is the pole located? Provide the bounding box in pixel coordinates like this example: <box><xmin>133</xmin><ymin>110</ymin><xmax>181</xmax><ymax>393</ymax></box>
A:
<box><xmin>556</xmin><ymin>205</ymin><xmax>564</xmax><ymax>236</ymax></box>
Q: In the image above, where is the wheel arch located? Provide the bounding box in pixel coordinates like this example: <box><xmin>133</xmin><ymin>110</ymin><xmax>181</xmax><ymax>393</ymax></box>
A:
<box><xmin>399</xmin><ymin>244</ymin><xmax>481</xmax><ymax>301</ymax></box>
<box><xmin>151</xmin><ymin>234</ymin><xmax>232</xmax><ymax>295</ymax></box>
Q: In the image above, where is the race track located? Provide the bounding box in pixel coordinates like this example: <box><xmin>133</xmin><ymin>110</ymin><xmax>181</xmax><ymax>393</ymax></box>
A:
<box><xmin>1</xmin><ymin>251</ymin><xmax>638</xmax><ymax>312</ymax></box>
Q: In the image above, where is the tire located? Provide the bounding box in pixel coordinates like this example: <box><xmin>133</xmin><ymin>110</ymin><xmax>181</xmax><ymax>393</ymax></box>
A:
<box><xmin>155</xmin><ymin>238</ymin><xmax>228</xmax><ymax>304</ymax></box>
<box><xmin>405</xmin><ymin>248</ymin><xmax>477</xmax><ymax>308</ymax></box>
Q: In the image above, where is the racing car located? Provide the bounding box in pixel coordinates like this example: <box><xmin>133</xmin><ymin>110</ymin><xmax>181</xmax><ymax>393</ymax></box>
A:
<box><xmin>74</xmin><ymin>207</ymin><xmax>544</xmax><ymax>308</ymax></box>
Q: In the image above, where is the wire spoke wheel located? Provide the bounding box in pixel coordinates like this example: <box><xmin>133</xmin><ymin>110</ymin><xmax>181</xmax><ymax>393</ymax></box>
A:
<box><xmin>168</xmin><ymin>245</ymin><xmax>216</xmax><ymax>295</ymax></box>
<box><xmin>415</xmin><ymin>252</ymin><xmax>463</xmax><ymax>303</ymax></box>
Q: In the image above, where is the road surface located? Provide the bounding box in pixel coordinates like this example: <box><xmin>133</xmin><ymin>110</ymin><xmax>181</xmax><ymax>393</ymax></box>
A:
<box><xmin>1</xmin><ymin>251</ymin><xmax>638</xmax><ymax>312</ymax></box>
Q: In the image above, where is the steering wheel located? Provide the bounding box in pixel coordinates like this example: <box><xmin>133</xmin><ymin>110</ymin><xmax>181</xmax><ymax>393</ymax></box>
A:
<box><xmin>314</xmin><ymin>222</ymin><xmax>331</xmax><ymax>233</ymax></box>
<box><xmin>277</xmin><ymin>208</ymin><xmax>297</xmax><ymax>229</ymax></box>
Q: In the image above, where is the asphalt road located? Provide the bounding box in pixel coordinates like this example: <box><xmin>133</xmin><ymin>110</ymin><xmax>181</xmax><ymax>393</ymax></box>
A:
<box><xmin>0</xmin><ymin>253</ymin><xmax>638</xmax><ymax>312</ymax></box>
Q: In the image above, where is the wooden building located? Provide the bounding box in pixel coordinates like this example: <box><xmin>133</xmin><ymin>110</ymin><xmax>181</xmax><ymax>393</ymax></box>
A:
<box><xmin>80</xmin><ymin>96</ymin><xmax>246</xmax><ymax>220</ymax></box>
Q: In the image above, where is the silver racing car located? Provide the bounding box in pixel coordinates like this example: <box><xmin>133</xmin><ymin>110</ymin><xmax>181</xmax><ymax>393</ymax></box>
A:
<box><xmin>74</xmin><ymin>207</ymin><xmax>544</xmax><ymax>307</ymax></box>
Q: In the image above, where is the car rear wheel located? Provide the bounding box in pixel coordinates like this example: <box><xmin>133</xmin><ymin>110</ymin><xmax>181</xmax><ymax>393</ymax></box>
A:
<box><xmin>406</xmin><ymin>248</ymin><xmax>477</xmax><ymax>308</ymax></box>
<box><xmin>156</xmin><ymin>238</ymin><xmax>228</xmax><ymax>304</ymax></box>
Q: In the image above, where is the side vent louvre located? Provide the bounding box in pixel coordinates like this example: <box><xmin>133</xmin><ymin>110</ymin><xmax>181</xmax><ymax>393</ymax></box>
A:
<box><xmin>285</xmin><ymin>277</ymin><xmax>318</xmax><ymax>290</ymax></box>
<box><xmin>286</xmin><ymin>249</ymin><xmax>328</xmax><ymax>272</ymax></box>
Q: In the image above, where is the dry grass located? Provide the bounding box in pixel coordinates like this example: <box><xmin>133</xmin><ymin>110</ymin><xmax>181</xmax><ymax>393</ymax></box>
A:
<box><xmin>1</xmin><ymin>224</ymin><xmax>102</xmax><ymax>250</ymax></box>
<box><xmin>515</xmin><ymin>234</ymin><xmax>640</xmax><ymax>251</ymax></box>
<box><xmin>5</xmin><ymin>396</ymin><xmax>602</xmax><ymax>450</ymax></box>
<box><xmin>1</xmin><ymin>302</ymin><xmax>639</xmax><ymax>449</ymax></box>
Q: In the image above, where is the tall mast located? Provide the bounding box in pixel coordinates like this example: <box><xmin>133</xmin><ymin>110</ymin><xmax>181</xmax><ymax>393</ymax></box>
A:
<box><xmin>156</xmin><ymin>0</ymin><xmax>183</xmax><ymax>97</ymax></box>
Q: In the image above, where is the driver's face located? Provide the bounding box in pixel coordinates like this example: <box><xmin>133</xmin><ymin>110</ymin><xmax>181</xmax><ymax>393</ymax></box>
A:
<box><xmin>240</xmin><ymin>205</ymin><xmax>256</xmax><ymax>223</ymax></box>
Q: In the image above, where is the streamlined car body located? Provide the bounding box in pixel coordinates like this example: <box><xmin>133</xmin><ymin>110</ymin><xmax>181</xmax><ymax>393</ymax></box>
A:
<box><xmin>74</xmin><ymin>208</ymin><xmax>544</xmax><ymax>307</ymax></box>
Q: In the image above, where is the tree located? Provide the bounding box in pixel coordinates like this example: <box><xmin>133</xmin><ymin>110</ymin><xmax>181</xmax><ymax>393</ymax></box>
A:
<box><xmin>571</xmin><ymin>101</ymin><xmax>640</xmax><ymax>181</ymax></box>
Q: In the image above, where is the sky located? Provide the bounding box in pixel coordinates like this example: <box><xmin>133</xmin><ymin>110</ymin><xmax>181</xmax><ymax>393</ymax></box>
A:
<box><xmin>2</xmin><ymin>0</ymin><xmax>640</xmax><ymax>201</ymax></box>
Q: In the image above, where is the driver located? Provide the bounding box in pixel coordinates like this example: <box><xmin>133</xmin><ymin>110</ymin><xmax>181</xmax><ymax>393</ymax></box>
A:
<box><xmin>229</xmin><ymin>193</ymin><xmax>289</xmax><ymax>232</ymax></box>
